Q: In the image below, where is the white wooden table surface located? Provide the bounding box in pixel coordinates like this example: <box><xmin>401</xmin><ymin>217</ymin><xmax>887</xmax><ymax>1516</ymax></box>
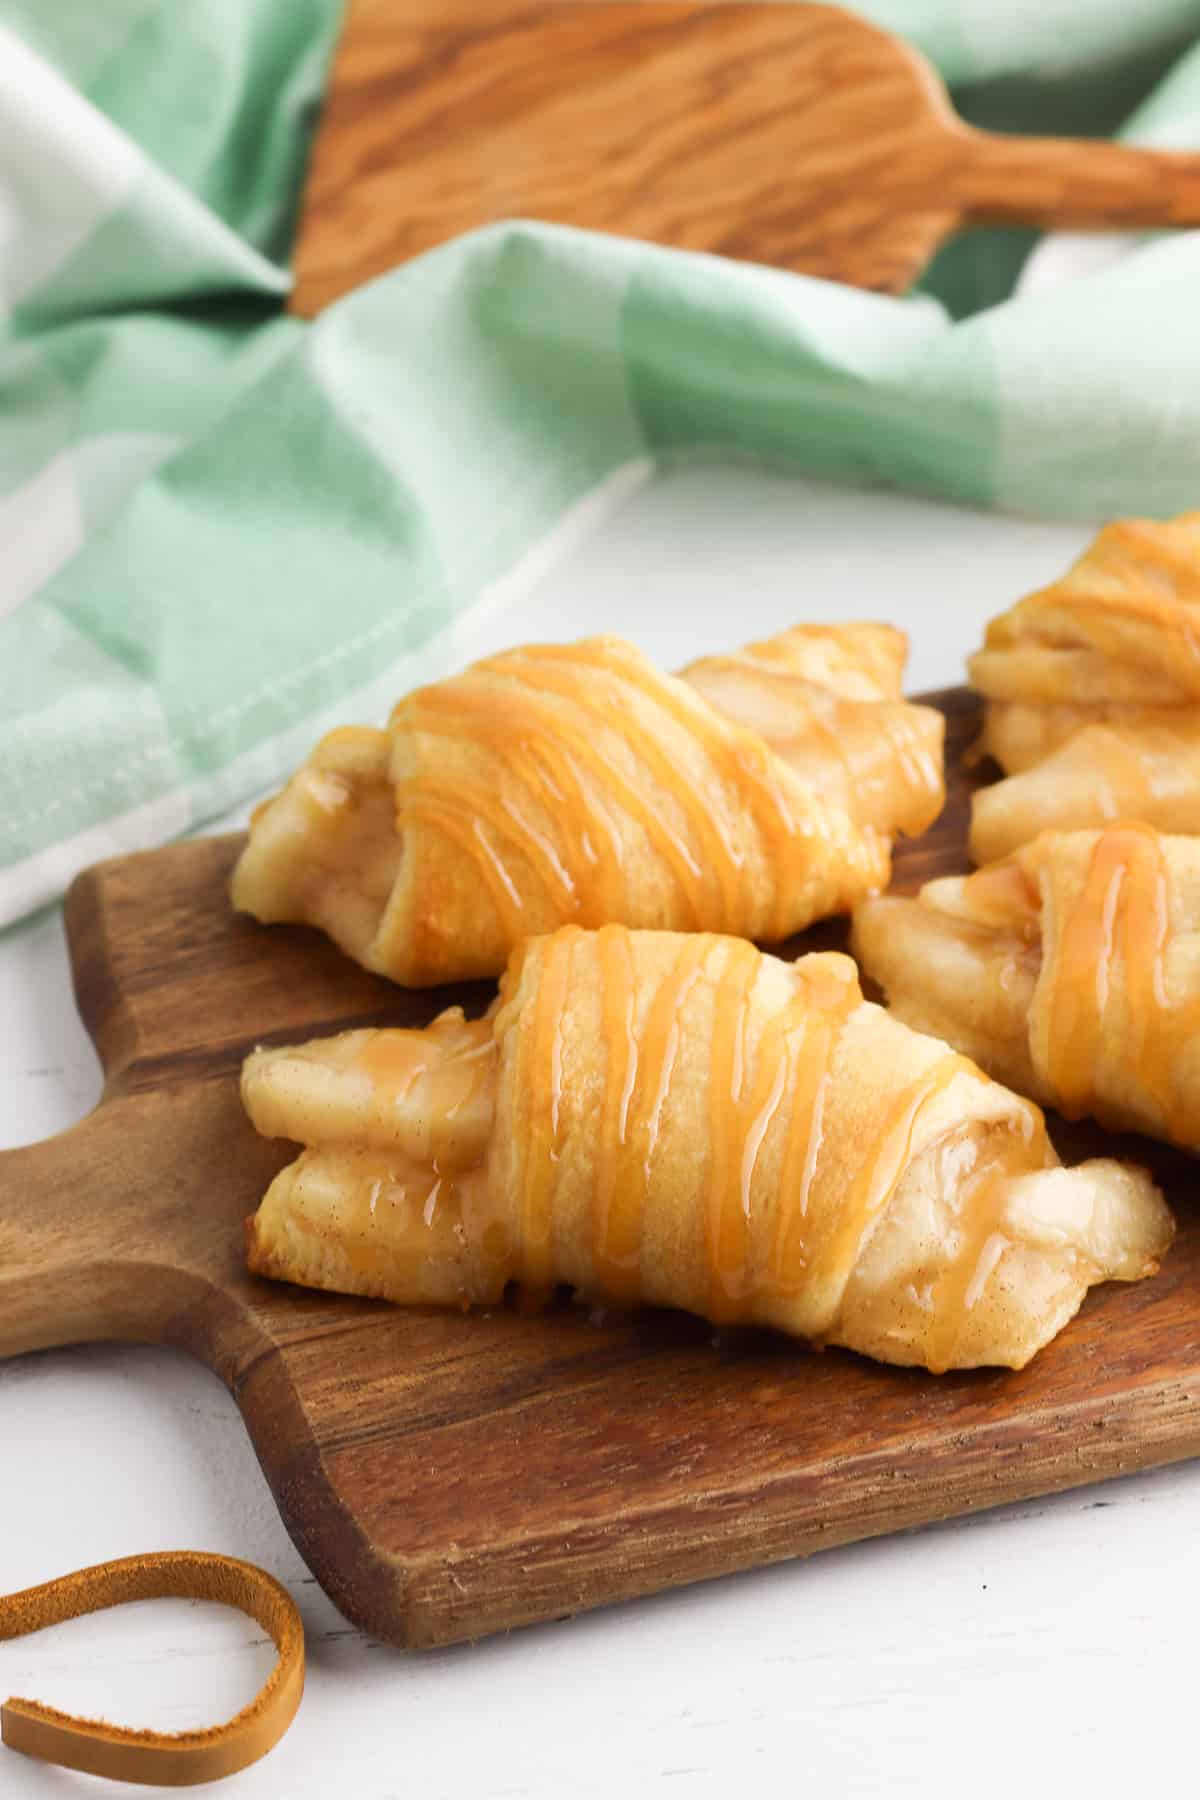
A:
<box><xmin>3</xmin><ymin>463</ymin><xmax>1198</xmax><ymax>1800</ymax></box>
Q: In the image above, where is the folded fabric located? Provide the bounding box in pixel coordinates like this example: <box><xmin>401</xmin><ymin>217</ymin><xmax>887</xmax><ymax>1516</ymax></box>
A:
<box><xmin>5</xmin><ymin>0</ymin><xmax>1200</xmax><ymax>927</ymax></box>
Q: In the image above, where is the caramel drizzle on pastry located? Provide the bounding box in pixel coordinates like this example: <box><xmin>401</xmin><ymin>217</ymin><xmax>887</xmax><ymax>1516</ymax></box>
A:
<box><xmin>517</xmin><ymin>924</ymin><xmax>578</xmax><ymax>1291</ymax></box>
<box><xmin>561</xmin><ymin>639</ymin><xmax>817</xmax><ymax>939</ymax></box>
<box><xmin>593</xmin><ymin>924</ymin><xmax>642</xmax><ymax>1298</ymax></box>
<box><xmin>704</xmin><ymin>937</ymin><xmax>765</xmax><ymax>1320</ymax></box>
<box><xmin>359</xmin><ymin>1010</ymin><xmax>496</xmax><ymax>1170</ymax></box>
<box><xmin>514</xmin><ymin>932</ymin><xmax>1029</xmax><ymax>1336</ymax></box>
<box><xmin>821</xmin><ymin>1056</ymin><xmax>999</xmax><ymax>1357</ymax></box>
<box><xmin>694</xmin><ymin>646</ymin><xmax>942</xmax><ymax>821</ymax></box>
<box><xmin>271</xmin><ymin>933</ymin><xmax>1053</xmax><ymax>1352</ymax></box>
<box><xmin>1043</xmin><ymin>520</ymin><xmax>1200</xmax><ymax>686</ymax></box>
<box><xmin>977</xmin><ymin>517</ymin><xmax>1200</xmax><ymax>703</ymax></box>
<box><xmin>765</xmin><ymin>972</ymin><xmax>850</xmax><ymax>1298</ymax></box>
<box><xmin>354</xmin><ymin>1013</ymin><xmax>495</xmax><ymax>1255</ymax></box>
<box><xmin>923</xmin><ymin>1155</ymin><xmax>1024</xmax><ymax>1375</ymax></box>
<box><xmin>256</xmin><ymin>1014</ymin><xmax>500</xmax><ymax>1294</ymax></box>
<box><xmin>592</xmin><ymin>932</ymin><xmax>714</xmax><ymax>1300</ymax></box>
<box><xmin>398</xmin><ymin>641</ymin><xmax>866</xmax><ymax>943</ymax></box>
<box><xmin>1043</xmin><ymin>821</ymin><xmax>1185</xmax><ymax>1133</ymax></box>
<box><xmin>520</xmin><ymin>642</ymin><xmax>754</xmax><ymax>928</ymax></box>
<box><xmin>400</xmin><ymin>665</ymin><xmax>709</xmax><ymax>928</ymax></box>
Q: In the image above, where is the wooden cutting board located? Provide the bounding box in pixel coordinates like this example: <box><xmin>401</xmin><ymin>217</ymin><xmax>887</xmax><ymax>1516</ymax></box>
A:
<box><xmin>2</xmin><ymin>687</ymin><xmax>1198</xmax><ymax>1649</ymax></box>
<box><xmin>290</xmin><ymin>0</ymin><xmax>1200</xmax><ymax>315</ymax></box>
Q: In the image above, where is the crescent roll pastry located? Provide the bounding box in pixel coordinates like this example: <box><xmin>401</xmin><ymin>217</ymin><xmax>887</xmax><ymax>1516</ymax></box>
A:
<box><xmin>231</xmin><ymin>624</ymin><xmax>944</xmax><ymax>986</ymax></box>
<box><xmin>854</xmin><ymin>822</ymin><xmax>1200</xmax><ymax>1152</ymax></box>
<box><xmin>242</xmin><ymin>926</ymin><xmax>1170</xmax><ymax>1373</ymax></box>
<box><xmin>968</xmin><ymin>513</ymin><xmax>1200</xmax><ymax>862</ymax></box>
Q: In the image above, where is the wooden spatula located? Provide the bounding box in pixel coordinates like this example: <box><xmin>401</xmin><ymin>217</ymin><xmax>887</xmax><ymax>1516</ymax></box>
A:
<box><xmin>290</xmin><ymin>0</ymin><xmax>1200</xmax><ymax>316</ymax></box>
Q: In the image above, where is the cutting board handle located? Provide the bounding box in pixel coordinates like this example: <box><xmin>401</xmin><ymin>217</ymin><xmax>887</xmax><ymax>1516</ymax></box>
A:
<box><xmin>0</xmin><ymin>1086</ymin><xmax>269</xmax><ymax>1365</ymax></box>
<box><xmin>0</xmin><ymin>1109</ymin><xmax>170</xmax><ymax>1359</ymax></box>
<box><xmin>1</xmin><ymin>850</ymin><xmax>316</xmax><ymax>1370</ymax></box>
<box><xmin>959</xmin><ymin>129</ymin><xmax>1200</xmax><ymax>230</ymax></box>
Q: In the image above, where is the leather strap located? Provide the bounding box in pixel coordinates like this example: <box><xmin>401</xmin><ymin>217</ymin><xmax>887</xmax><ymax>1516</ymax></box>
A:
<box><xmin>0</xmin><ymin>1551</ymin><xmax>304</xmax><ymax>1786</ymax></box>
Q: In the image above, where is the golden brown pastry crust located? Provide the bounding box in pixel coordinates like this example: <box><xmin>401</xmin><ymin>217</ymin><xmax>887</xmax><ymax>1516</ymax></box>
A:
<box><xmin>243</xmin><ymin>927</ymin><xmax>1170</xmax><ymax>1372</ymax></box>
<box><xmin>681</xmin><ymin>623</ymin><xmax>943</xmax><ymax>840</ymax></box>
<box><xmin>854</xmin><ymin>822</ymin><xmax>1200</xmax><ymax>1151</ymax></box>
<box><xmin>968</xmin><ymin>514</ymin><xmax>1200</xmax><ymax>861</ymax></box>
<box><xmin>231</xmin><ymin>625</ymin><xmax>943</xmax><ymax>986</ymax></box>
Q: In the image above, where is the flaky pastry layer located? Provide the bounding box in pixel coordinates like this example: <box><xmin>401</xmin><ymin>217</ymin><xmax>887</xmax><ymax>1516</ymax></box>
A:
<box><xmin>967</xmin><ymin>514</ymin><xmax>1200</xmax><ymax>861</ymax></box>
<box><xmin>231</xmin><ymin>624</ymin><xmax>943</xmax><ymax>985</ymax></box>
<box><xmin>243</xmin><ymin>926</ymin><xmax>1170</xmax><ymax>1372</ymax></box>
<box><xmin>855</xmin><ymin>822</ymin><xmax>1200</xmax><ymax>1151</ymax></box>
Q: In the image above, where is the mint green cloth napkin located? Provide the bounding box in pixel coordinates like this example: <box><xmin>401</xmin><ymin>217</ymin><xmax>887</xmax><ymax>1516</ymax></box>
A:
<box><xmin>5</xmin><ymin>1</ymin><xmax>1200</xmax><ymax>926</ymax></box>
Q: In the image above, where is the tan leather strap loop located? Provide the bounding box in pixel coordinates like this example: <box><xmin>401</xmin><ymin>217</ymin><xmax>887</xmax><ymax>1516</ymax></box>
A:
<box><xmin>0</xmin><ymin>1551</ymin><xmax>304</xmax><ymax>1786</ymax></box>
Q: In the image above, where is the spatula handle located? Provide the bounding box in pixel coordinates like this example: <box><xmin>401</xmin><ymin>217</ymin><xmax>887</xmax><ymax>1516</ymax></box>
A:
<box><xmin>959</xmin><ymin>129</ymin><xmax>1200</xmax><ymax>231</ymax></box>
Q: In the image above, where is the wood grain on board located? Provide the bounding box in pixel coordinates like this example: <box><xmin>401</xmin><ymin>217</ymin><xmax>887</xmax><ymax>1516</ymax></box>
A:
<box><xmin>290</xmin><ymin>0</ymin><xmax>1200</xmax><ymax>315</ymax></box>
<box><xmin>2</xmin><ymin>688</ymin><xmax>1198</xmax><ymax>1648</ymax></box>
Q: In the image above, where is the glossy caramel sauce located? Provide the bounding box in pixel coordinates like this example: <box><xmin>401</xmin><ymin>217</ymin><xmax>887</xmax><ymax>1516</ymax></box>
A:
<box><xmin>400</xmin><ymin>660</ymin><xmax>707</xmax><ymax>927</ymax></box>
<box><xmin>704</xmin><ymin>937</ymin><xmax>765</xmax><ymax>1320</ymax></box>
<box><xmin>1063</xmin><ymin>525</ymin><xmax>1200</xmax><ymax>678</ymax></box>
<box><xmin>870</xmin><ymin>709</ymin><xmax>943</xmax><ymax>825</ymax></box>
<box><xmin>743</xmin><ymin>654</ymin><xmax>941</xmax><ymax>825</ymax></box>
<box><xmin>819</xmin><ymin>1053</ymin><xmax>988</xmax><ymax>1327</ymax></box>
<box><xmin>591</xmin><ymin>934</ymin><xmax>714</xmax><ymax>1298</ymax></box>
<box><xmin>506</xmin><ymin>640</ymin><xmax>782</xmax><ymax>929</ymax></box>
<box><xmin>280</xmin><ymin>1010</ymin><xmax>502</xmax><ymax>1292</ymax></box>
<box><xmin>580</xmin><ymin>639</ymin><xmax>883</xmax><ymax>937</ymax></box>
<box><xmin>591</xmin><ymin>924</ymin><xmax>642</xmax><ymax>1298</ymax></box>
<box><xmin>764</xmin><ymin>964</ymin><xmax>858</xmax><ymax>1297</ymax></box>
<box><xmin>358</xmin><ymin>1008</ymin><xmax>495</xmax><ymax>1171</ymax></box>
<box><xmin>395</xmin><ymin>639</ymin><xmax>873</xmax><ymax>946</ymax></box>
<box><xmin>542</xmin><ymin>639</ymin><xmax>753</xmax><ymax>925</ymax></box>
<box><xmin>503</xmin><ymin>931</ymin><xmax>1041</xmax><ymax>1338</ymax></box>
<box><xmin>274</xmin><ymin>928</ymin><xmax>1061</xmax><ymax>1345</ymax></box>
<box><xmin>1043</xmin><ymin>822</ymin><xmax>1183</xmax><ymax>1133</ymax></box>
<box><xmin>516</xmin><ymin>924</ymin><xmax>579</xmax><ymax>1290</ymax></box>
<box><xmin>686</xmin><ymin>652</ymin><xmax>941</xmax><ymax>834</ymax></box>
<box><xmin>998</xmin><ymin>518</ymin><xmax>1200</xmax><ymax>700</ymax></box>
<box><xmin>583</xmin><ymin>641</ymin><xmax>809</xmax><ymax>935</ymax></box>
<box><xmin>921</xmin><ymin>1107</ymin><xmax>1044</xmax><ymax>1373</ymax></box>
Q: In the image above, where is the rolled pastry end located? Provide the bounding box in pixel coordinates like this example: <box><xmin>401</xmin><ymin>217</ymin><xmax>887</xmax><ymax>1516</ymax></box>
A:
<box><xmin>851</xmin><ymin>892</ymin><xmax>1042</xmax><ymax>1102</ymax></box>
<box><xmin>245</xmin><ymin>1151</ymin><xmax>506</xmax><ymax>1309</ymax></box>
<box><xmin>830</xmin><ymin>1135</ymin><xmax>1172</xmax><ymax>1372</ymax></box>
<box><xmin>243</xmin><ymin>1009</ymin><xmax>504</xmax><ymax>1307</ymax></box>
<box><xmin>240</xmin><ymin>1009</ymin><xmax>496</xmax><ymax>1167</ymax></box>
<box><xmin>231</xmin><ymin>725</ymin><xmax>401</xmax><ymax>970</ymax></box>
<box><xmin>970</xmin><ymin>720</ymin><xmax>1200</xmax><ymax>864</ymax></box>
